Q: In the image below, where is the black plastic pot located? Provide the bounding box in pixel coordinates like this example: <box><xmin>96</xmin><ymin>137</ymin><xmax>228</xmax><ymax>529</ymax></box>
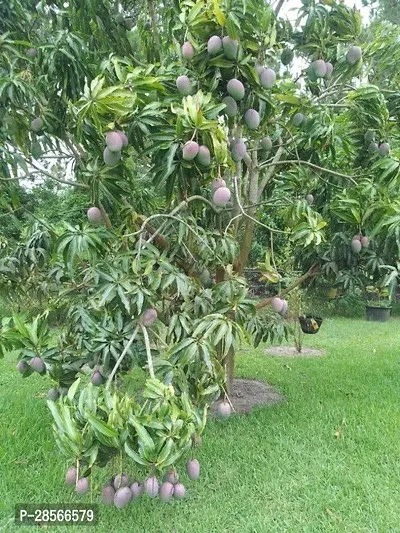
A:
<box><xmin>299</xmin><ymin>316</ymin><xmax>323</xmax><ymax>334</ymax></box>
<box><xmin>366</xmin><ymin>305</ymin><xmax>391</xmax><ymax>322</ymax></box>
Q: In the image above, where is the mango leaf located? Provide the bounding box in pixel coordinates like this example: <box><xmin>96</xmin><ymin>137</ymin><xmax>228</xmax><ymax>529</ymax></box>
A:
<box><xmin>47</xmin><ymin>401</ymin><xmax>65</xmax><ymax>433</ymax></box>
<box><xmin>129</xmin><ymin>417</ymin><xmax>155</xmax><ymax>451</ymax></box>
<box><xmin>275</xmin><ymin>94</ymin><xmax>302</xmax><ymax>105</ymax></box>
<box><xmin>86</xmin><ymin>412</ymin><xmax>118</xmax><ymax>438</ymax></box>
<box><xmin>156</xmin><ymin>438</ymin><xmax>175</xmax><ymax>467</ymax></box>
<box><xmin>124</xmin><ymin>442</ymin><xmax>151</xmax><ymax>466</ymax></box>
<box><xmin>214</xmin><ymin>0</ymin><xmax>226</xmax><ymax>26</ymax></box>
<box><xmin>67</xmin><ymin>378</ymin><xmax>81</xmax><ymax>402</ymax></box>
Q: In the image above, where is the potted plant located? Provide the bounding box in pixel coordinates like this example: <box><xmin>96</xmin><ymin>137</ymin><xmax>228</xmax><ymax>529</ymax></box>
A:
<box><xmin>365</xmin><ymin>284</ymin><xmax>392</xmax><ymax>322</ymax></box>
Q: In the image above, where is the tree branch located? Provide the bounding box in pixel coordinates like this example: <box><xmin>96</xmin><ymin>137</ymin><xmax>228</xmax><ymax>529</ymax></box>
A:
<box><xmin>106</xmin><ymin>325</ymin><xmax>140</xmax><ymax>389</ymax></box>
<box><xmin>258</xmin><ymin>139</ymin><xmax>284</xmax><ymax>199</ymax></box>
<box><xmin>131</xmin><ymin>55</ymin><xmax>147</xmax><ymax>68</ymax></box>
<box><xmin>99</xmin><ymin>202</ymin><xmax>112</xmax><ymax>229</ymax></box>
<box><xmin>242</xmin><ymin>152</ymin><xmax>253</xmax><ymax>170</ymax></box>
<box><xmin>232</xmin><ymin>176</ymin><xmax>290</xmax><ymax>235</ymax></box>
<box><xmin>29</xmin><ymin>160</ymin><xmax>89</xmax><ymax>188</ymax></box>
<box><xmin>64</xmin><ymin>137</ymin><xmax>83</xmax><ymax>168</ymax></box>
<box><xmin>256</xmin><ymin>264</ymin><xmax>319</xmax><ymax>310</ymax></box>
<box><xmin>0</xmin><ymin>175</ymin><xmax>20</xmax><ymax>182</ymax></box>
<box><xmin>258</xmin><ymin>159</ymin><xmax>358</xmax><ymax>185</ymax></box>
<box><xmin>236</xmin><ymin>150</ymin><xmax>259</xmax><ymax>273</ymax></box>
<box><xmin>141</xmin><ymin>324</ymin><xmax>155</xmax><ymax>379</ymax></box>
<box><xmin>148</xmin><ymin>0</ymin><xmax>162</xmax><ymax>61</ymax></box>
<box><xmin>274</xmin><ymin>0</ymin><xmax>286</xmax><ymax>16</ymax></box>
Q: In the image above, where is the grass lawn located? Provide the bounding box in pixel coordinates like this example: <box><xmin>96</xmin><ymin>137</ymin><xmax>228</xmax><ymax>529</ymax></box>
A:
<box><xmin>1</xmin><ymin>317</ymin><xmax>400</xmax><ymax>532</ymax></box>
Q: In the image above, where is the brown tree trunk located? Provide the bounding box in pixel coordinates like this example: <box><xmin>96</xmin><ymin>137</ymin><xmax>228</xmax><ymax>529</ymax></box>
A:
<box><xmin>231</xmin><ymin>126</ymin><xmax>243</xmax><ymax>236</ymax></box>
<box><xmin>148</xmin><ymin>0</ymin><xmax>162</xmax><ymax>61</ymax></box>
<box><xmin>223</xmin><ymin>346</ymin><xmax>235</xmax><ymax>394</ymax></box>
<box><xmin>235</xmin><ymin>151</ymin><xmax>259</xmax><ymax>274</ymax></box>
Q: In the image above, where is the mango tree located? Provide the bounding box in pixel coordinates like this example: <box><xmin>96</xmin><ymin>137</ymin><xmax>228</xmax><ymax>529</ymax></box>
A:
<box><xmin>1</xmin><ymin>0</ymin><xmax>400</xmax><ymax>506</ymax></box>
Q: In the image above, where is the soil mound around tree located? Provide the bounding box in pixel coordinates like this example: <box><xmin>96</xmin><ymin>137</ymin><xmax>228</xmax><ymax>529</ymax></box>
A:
<box><xmin>212</xmin><ymin>378</ymin><xmax>284</xmax><ymax>415</ymax></box>
<box><xmin>267</xmin><ymin>346</ymin><xmax>326</xmax><ymax>358</ymax></box>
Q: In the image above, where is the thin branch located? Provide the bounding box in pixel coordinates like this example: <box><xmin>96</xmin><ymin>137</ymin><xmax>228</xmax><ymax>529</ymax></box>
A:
<box><xmin>64</xmin><ymin>137</ymin><xmax>83</xmax><ymax>168</ymax></box>
<box><xmin>99</xmin><ymin>202</ymin><xmax>112</xmax><ymax>229</ymax></box>
<box><xmin>225</xmin><ymin>199</ymin><xmax>292</xmax><ymax>234</ymax></box>
<box><xmin>0</xmin><ymin>175</ymin><xmax>20</xmax><ymax>182</ymax></box>
<box><xmin>270</xmin><ymin>231</ymin><xmax>278</xmax><ymax>273</ymax></box>
<box><xmin>242</xmin><ymin>152</ymin><xmax>253</xmax><ymax>169</ymax></box>
<box><xmin>29</xmin><ymin>160</ymin><xmax>89</xmax><ymax>188</ymax></box>
<box><xmin>258</xmin><ymin>159</ymin><xmax>358</xmax><ymax>185</ymax></box>
<box><xmin>256</xmin><ymin>264</ymin><xmax>319</xmax><ymax>310</ymax></box>
<box><xmin>220</xmin><ymin>383</ymin><xmax>236</xmax><ymax>413</ymax></box>
<box><xmin>148</xmin><ymin>0</ymin><xmax>162</xmax><ymax>61</ymax></box>
<box><xmin>156</xmin><ymin>215</ymin><xmax>214</xmax><ymax>251</ymax></box>
<box><xmin>258</xmin><ymin>139</ymin><xmax>285</xmax><ymax>198</ymax></box>
<box><xmin>322</xmin><ymin>103</ymin><xmax>350</xmax><ymax>108</ymax></box>
<box><xmin>38</xmin><ymin>155</ymin><xmax>74</xmax><ymax>160</ymax></box>
<box><xmin>129</xmin><ymin>195</ymin><xmax>219</xmax><ymax>245</ymax></box>
<box><xmin>130</xmin><ymin>212</ymin><xmax>214</xmax><ymax>264</ymax></box>
<box><xmin>131</xmin><ymin>55</ymin><xmax>147</xmax><ymax>68</ymax></box>
<box><xmin>274</xmin><ymin>0</ymin><xmax>286</xmax><ymax>16</ymax></box>
<box><xmin>281</xmin><ymin>125</ymin><xmax>301</xmax><ymax>165</ymax></box>
<box><xmin>224</xmin><ymin>213</ymin><xmax>242</xmax><ymax>235</ymax></box>
<box><xmin>313</xmin><ymin>76</ymin><xmax>348</xmax><ymax>102</ymax></box>
<box><xmin>149</xmin><ymin>327</ymin><xmax>169</xmax><ymax>348</ymax></box>
<box><xmin>129</xmin><ymin>213</ymin><xmax>191</xmax><ymax>275</ymax></box>
<box><xmin>125</xmin><ymin>195</ymin><xmax>219</xmax><ymax>241</ymax></box>
<box><xmin>66</xmin><ymin>134</ymin><xmax>85</xmax><ymax>158</ymax></box>
<box><xmin>233</xmin><ymin>176</ymin><xmax>289</xmax><ymax>234</ymax></box>
<box><xmin>22</xmin><ymin>208</ymin><xmax>55</xmax><ymax>233</ymax></box>
<box><xmin>187</xmin><ymin>195</ymin><xmax>220</xmax><ymax>213</ymax></box>
<box><xmin>106</xmin><ymin>325</ymin><xmax>140</xmax><ymax>389</ymax></box>
<box><xmin>141</xmin><ymin>324</ymin><xmax>155</xmax><ymax>379</ymax></box>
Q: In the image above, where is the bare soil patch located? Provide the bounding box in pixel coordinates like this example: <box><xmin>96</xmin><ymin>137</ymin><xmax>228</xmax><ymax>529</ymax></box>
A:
<box><xmin>212</xmin><ymin>378</ymin><xmax>284</xmax><ymax>415</ymax></box>
<box><xmin>267</xmin><ymin>346</ymin><xmax>326</xmax><ymax>358</ymax></box>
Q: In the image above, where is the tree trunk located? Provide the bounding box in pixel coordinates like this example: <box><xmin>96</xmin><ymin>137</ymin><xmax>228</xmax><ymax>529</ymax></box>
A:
<box><xmin>235</xmin><ymin>151</ymin><xmax>259</xmax><ymax>274</ymax></box>
<box><xmin>223</xmin><ymin>346</ymin><xmax>235</xmax><ymax>394</ymax></box>
<box><xmin>231</xmin><ymin>126</ymin><xmax>243</xmax><ymax>236</ymax></box>
<box><xmin>147</xmin><ymin>0</ymin><xmax>162</xmax><ymax>62</ymax></box>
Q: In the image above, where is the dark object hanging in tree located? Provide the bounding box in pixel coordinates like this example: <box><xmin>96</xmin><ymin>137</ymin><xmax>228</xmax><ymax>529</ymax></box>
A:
<box><xmin>299</xmin><ymin>316</ymin><xmax>323</xmax><ymax>334</ymax></box>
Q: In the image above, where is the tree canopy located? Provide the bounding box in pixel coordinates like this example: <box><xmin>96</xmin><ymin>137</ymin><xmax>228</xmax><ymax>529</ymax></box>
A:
<box><xmin>2</xmin><ymin>0</ymin><xmax>400</xmax><ymax>503</ymax></box>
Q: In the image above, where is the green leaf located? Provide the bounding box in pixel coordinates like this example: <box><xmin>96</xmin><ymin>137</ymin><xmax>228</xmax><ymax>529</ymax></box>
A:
<box><xmin>156</xmin><ymin>438</ymin><xmax>174</xmax><ymax>467</ymax></box>
<box><xmin>275</xmin><ymin>94</ymin><xmax>301</xmax><ymax>105</ymax></box>
<box><xmin>47</xmin><ymin>401</ymin><xmax>64</xmax><ymax>433</ymax></box>
<box><xmin>67</xmin><ymin>378</ymin><xmax>81</xmax><ymax>402</ymax></box>
<box><xmin>124</xmin><ymin>442</ymin><xmax>151</xmax><ymax>466</ymax></box>
<box><xmin>129</xmin><ymin>417</ymin><xmax>155</xmax><ymax>451</ymax></box>
<box><xmin>86</xmin><ymin>412</ymin><xmax>118</xmax><ymax>438</ymax></box>
<box><xmin>214</xmin><ymin>0</ymin><xmax>226</xmax><ymax>26</ymax></box>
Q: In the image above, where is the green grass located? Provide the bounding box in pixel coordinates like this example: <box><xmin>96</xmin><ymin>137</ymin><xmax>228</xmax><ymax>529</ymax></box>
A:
<box><xmin>1</xmin><ymin>318</ymin><xmax>400</xmax><ymax>532</ymax></box>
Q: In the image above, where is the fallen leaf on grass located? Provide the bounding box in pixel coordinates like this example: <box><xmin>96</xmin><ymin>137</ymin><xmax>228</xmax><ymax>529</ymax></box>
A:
<box><xmin>326</xmin><ymin>507</ymin><xmax>342</xmax><ymax>522</ymax></box>
<box><xmin>334</xmin><ymin>418</ymin><xmax>345</xmax><ymax>439</ymax></box>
